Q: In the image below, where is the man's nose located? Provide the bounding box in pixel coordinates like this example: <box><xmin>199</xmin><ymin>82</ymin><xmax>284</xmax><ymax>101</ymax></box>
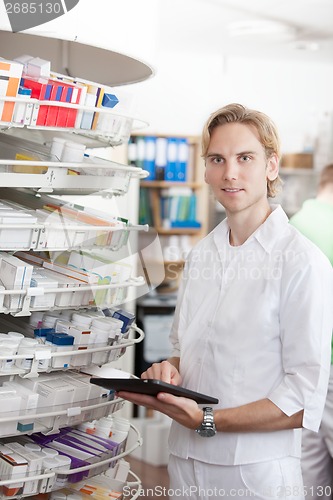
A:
<box><xmin>223</xmin><ymin>160</ymin><xmax>238</xmax><ymax>180</ymax></box>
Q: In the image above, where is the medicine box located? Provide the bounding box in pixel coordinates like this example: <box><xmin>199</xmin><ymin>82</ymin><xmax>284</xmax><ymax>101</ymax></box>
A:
<box><xmin>2</xmin><ymin>381</ymin><xmax>39</xmax><ymax>433</ymax></box>
<box><xmin>39</xmin><ymin>268</ymin><xmax>88</xmax><ymax>308</ymax></box>
<box><xmin>0</xmin><ymin>451</ymin><xmax>28</xmax><ymax>497</ymax></box>
<box><xmin>34</xmin><ymin>377</ymin><xmax>75</xmax><ymax>429</ymax></box>
<box><xmin>30</xmin><ymin>270</ymin><xmax>58</xmax><ymax>309</ymax></box>
<box><xmin>36</xmin><ymin>377</ymin><xmax>75</xmax><ymax>407</ymax></box>
<box><xmin>0</xmin><ymin>390</ymin><xmax>22</xmax><ymax>436</ymax></box>
<box><xmin>0</xmin><ymin>254</ymin><xmax>33</xmax><ymax>310</ymax></box>
<box><xmin>26</xmin><ymin>57</ymin><xmax>50</xmax><ymax>78</ymax></box>
<box><xmin>0</xmin><ymin>211</ymin><xmax>38</xmax><ymax>250</ymax></box>
<box><xmin>0</xmin><ymin>57</ymin><xmax>23</xmax><ymax>123</ymax></box>
<box><xmin>43</xmin><ymin>261</ymin><xmax>100</xmax><ymax>305</ymax></box>
<box><xmin>5</xmin><ymin>442</ymin><xmax>42</xmax><ymax>495</ymax></box>
<box><xmin>35</xmin><ymin>209</ymin><xmax>87</xmax><ymax>250</ymax></box>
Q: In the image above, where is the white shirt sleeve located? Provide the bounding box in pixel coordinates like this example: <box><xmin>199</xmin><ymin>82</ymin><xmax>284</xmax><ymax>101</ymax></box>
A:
<box><xmin>169</xmin><ymin>257</ymin><xmax>190</xmax><ymax>358</ymax></box>
<box><xmin>268</xmin><ymin>251</ymin><xmax>333</xmax><ymax>432</ymax></box>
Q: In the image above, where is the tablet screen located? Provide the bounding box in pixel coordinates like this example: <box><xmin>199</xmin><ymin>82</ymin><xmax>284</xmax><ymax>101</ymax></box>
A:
<box><xmin>90</xmin><ymin>377</ymin><xmax>219</xmax><ymax>405</ymax></box>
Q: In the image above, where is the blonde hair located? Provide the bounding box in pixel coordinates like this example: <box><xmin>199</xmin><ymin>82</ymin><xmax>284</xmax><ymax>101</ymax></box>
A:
<box><xmin>319</xmin><ymin>163</ymin><xmax>333</xmax><ymax>190</ymax></box>
<box><xmin>202</xmin><ymin>103</ymin><xmax>282</xmax><ymax>197</ymax></box>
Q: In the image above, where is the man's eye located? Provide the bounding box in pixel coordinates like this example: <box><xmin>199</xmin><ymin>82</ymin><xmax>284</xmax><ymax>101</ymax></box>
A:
<box><xmin>212</xmin><ymin>157</ymin><xmax>223</xmax><ymax>164</ymax></box>
<box><xmin>240</xmin><ymin>155</ymin><xmax>251</xmax><ymax>162</ymax></box>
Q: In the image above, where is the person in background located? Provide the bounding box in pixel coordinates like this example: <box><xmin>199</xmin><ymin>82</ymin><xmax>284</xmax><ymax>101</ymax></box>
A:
<box><xmin>290</xmin><ymin>163</ymin><xmax>333</xmax><ymax>500</ymax></box>
<box><xmin>120</xmin><ymin>104</ymin><xmax>333</xmax><ymax>500</ymax></box>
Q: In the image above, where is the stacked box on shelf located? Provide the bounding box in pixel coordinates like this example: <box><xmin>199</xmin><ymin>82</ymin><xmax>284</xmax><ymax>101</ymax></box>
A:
<box><xmin>129</xmin><ymin>135</ymin><xmax>191</xmax><ymax>181</ymax></box>
<box><xmin>0</xmin><ymin>58</ymin><xmax>23</xmax><ymax>124</ymax></box>
<box><xmin>160</xmin><ymin>187</ymin><xmax>201</xmax><ymax>229</ymax></box>
<box><xmin>0</xmin><ymin>58</ymin><xmax>134</xmax><ymax>146</ymax></box>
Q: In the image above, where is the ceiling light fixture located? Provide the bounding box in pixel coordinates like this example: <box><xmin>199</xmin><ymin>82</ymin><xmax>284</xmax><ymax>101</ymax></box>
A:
<box><xmin>293</xmin><ymin>40</ymin><xmax>320</xmax><ymax>51</ymax></box>
<box><xmin>228</xmin><ymin>19</ymin><xmax>298</xmax><ymax>41</ymax></box>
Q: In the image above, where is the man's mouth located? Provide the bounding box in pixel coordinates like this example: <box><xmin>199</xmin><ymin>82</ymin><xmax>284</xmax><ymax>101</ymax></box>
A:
<box><xmin>222</xmin><ymin>188</ymin><xmax>243</xmax><ymax>192</ymax></box>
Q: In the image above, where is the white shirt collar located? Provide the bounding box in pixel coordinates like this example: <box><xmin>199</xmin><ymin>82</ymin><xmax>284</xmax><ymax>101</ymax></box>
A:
<box><xmin>212</xmin><ymin>204</ymin><xmax>289</xmax><ymax>255</ymax></box>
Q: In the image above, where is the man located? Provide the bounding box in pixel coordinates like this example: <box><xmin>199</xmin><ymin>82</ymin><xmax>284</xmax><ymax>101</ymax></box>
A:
<box><xmin>290</xmin><ymin>163</ymin><xmax>333</xmax><ymax>500</ymax></box>
<box><xmin>120</xmin><ymin>104</ymin><xmax>333</xmax><ymax>499</ymax></box>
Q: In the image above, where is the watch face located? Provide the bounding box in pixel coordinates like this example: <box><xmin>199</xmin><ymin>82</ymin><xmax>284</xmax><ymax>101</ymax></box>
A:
<box><xmin>198</xmin><ymin>427</ymin><xmax>216</xmax><ymax>438</ymax></box>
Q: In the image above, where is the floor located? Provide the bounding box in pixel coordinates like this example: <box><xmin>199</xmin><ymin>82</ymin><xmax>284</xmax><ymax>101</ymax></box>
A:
<box><xmin>127</xmin><ymin>456</ymin><xmax>170</xmax><ymax>498</ymax></box>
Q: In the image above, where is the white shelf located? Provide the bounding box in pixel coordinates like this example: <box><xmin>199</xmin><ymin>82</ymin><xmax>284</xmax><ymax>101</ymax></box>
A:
<box><xmin>0</xmin><ymin>166</ymin><xmax>148</xmax><ymax>198</ymax></box>
<box><xmin>0</xmin><ymin>108</ymin><xmax>149</xmax><ymax>195</ymax></box>
<box><xmin>0</xmin><ymin>396</ymin><xmax>124</xmax><ymax>438</ymax></box>
<box><xmin>0</xmin><ymin>219</ymin><xmax>148</xmax><ymax>251</ymax></box>
<box><xmin>0</xmin><ymin>95</ymin><xmax>149</xmax><ymax>147</ymax></box>
<box><xmin>0</xmin><ymin>278</ymin><xmax>145</xmax><ymax>316</ymax></box>
<box><xmin>0</xmin><ymin>324</ymin><xmax>144</xmax><ymax>376</ymax></box>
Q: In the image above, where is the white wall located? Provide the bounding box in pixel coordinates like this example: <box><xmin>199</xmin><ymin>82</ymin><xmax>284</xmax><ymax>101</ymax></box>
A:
<box><xmin>128</xmin><ymin>50</ymin><xmax>333</xmax><ymax>155</ymax></box>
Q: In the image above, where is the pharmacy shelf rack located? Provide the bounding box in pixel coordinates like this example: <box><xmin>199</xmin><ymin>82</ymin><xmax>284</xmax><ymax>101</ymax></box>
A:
<box><xmin>0</xmin><ymin>325</ymin><xmax>144</xmax><ymax>378</ymax></box>
<box><xmin>0</xmin><ymin>48</ymin><xmax>150</xmax><ymax>498</ymax></box>
<box><xmin>0</xmin><ymin>95</ymin><xmax>148</xmax><ymax>147</ymax></box>
<box><xmin>0</xmin><ymin>423</ymin><xmax>143</xmax><ymax>499</ymax></box>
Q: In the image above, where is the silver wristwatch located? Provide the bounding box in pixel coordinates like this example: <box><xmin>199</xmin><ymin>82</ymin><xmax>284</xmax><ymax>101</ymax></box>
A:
<box><xmin>195</xmin><ymin>407</ymin><xmax>216</xmax><ymax>437</ymax></box>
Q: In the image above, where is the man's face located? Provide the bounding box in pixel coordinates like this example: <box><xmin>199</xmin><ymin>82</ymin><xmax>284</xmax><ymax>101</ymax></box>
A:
<box><xmin>204</xmin><ymin>122</ymin><xmax>278</xmax><ymax>216</ymax></box>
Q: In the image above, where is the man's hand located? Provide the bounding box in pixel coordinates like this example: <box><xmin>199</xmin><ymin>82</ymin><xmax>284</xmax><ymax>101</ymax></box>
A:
<box><xmin>118</xmin><ymin>390</ymin><xmax>203</xmax><ymax>430</ymax></box>
<box><xmin>141</xmin><ymin>358</ymin><xmax>182</xmax><ymax>386</ymax></box>
<box><xmin>119</xmin><ymin>357</ymin><xmax>204</xmax><ymax>430</ymax></box>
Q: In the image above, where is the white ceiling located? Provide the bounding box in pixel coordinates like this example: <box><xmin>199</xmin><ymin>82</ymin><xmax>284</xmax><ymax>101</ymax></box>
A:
<box><xmin>157</xmin><ymin>0</ymin><xmax>333</xmax><ymax>63</ymax></box>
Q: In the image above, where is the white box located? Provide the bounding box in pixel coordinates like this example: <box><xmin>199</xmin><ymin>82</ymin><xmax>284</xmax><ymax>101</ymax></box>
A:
<box><xmin>30</xmin><ymin>270</ymin><xmax>58</xmax><ymax>308</ymax></box>
<box><xmin>62</xmin><ymin>374</ymin><xmax>90</xmax><ymax>403</ymax></box>
<box><xmin>26</xmin><ymin>57</ymin><xmax>50</xmax><ymax>78</ymax></box>
<box><xmin>16</xmin><ymin>373</ymin><xmax>58</xmax><ymax>392</ymax></box>
<box><xmin>13</xmin><ymin>54</ymin><xmax>34</xmax><ymax>73</ymax></box>
<box><xmin>41</xmin><ymin>268</ymin><xmax>88</xmax><ymax>307</ymax></box>
<box><xmin>0</xmin><ymin>451</ymin><xmax>28</xmax><ymax>497</ymax></box>
<box><xmin>5</xmin><ymin>442</ymin><xmax>43</xmax><ymax>495</ymax></box>
<box><xmin>36</xmin><ymin>377</ymin><xmax>75</xmax><ymax>408</ymax></box>
<box><xmin>35</xmin><ymin>377</ymin><xmax>75</xmax><ymax>428</ymax></box>
<box><xmin>0</xmin><ymin>254</ymin><xmax>33</xmax><ymax>310</ymax></box>
<box><xmin>0</xmin><ymin>390</ymin><xmax>22</xmax><ymax>436</ymax></box>
<box><xmin>0</xmin><ymin>211</ymin><xmax>38</xmax><ymax>250</ymax></box>
<box><xmin>2</xmin><ymin>381</ymin><xmax>39</xmax><ymax>433</ymax></box>
<box><xmin>43</xmin><ymin>261</ymin><xmax>99</xmax><ymax>305</ymax></box>
<box><xmin>35</xmin><ymin>209</ymin><xmax>88</xmax><ymax>250</ymax></box>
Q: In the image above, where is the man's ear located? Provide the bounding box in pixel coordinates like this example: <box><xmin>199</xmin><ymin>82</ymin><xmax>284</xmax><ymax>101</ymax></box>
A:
<box><xmin>266</xmin><ymin>154</ymin><xmax>279</xmax><ymax>181</ymax></box>
<box><xmin>204</xmin><ymin>169</ymin><xmax>209</xmax><ymax>184</ymax></box>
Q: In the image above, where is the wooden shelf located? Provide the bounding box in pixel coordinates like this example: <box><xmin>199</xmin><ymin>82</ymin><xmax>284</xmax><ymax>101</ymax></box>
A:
<box><xmin>140</xmin><ymin>180</ymin><xmax>202</xmax><ymax>189</ymax></box>
<box><xmin>280</xmin><ymin>167</ymin><xmax>318</xmax><ymax>176</ymax></box>
<box><xmin>163</xmin><ymin>260</ymin><xmax>185</xmax><ymax>266</ymax></box>
<box><xmin>136</xmin><ymin>135</ymin><xmax>210</xmax><ymax>240</ymax></box>
<box><xmin>156</xmin><ymin>227</ymin><xmax>201</xmax><ymax>235</ymax></box>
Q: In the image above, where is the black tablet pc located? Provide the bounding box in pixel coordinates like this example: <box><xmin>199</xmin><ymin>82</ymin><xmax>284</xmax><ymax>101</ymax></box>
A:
<box><xmin>90</xmin><ymin>377</ymin><xmax>219</xmax><ymax>405</ymax></box>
